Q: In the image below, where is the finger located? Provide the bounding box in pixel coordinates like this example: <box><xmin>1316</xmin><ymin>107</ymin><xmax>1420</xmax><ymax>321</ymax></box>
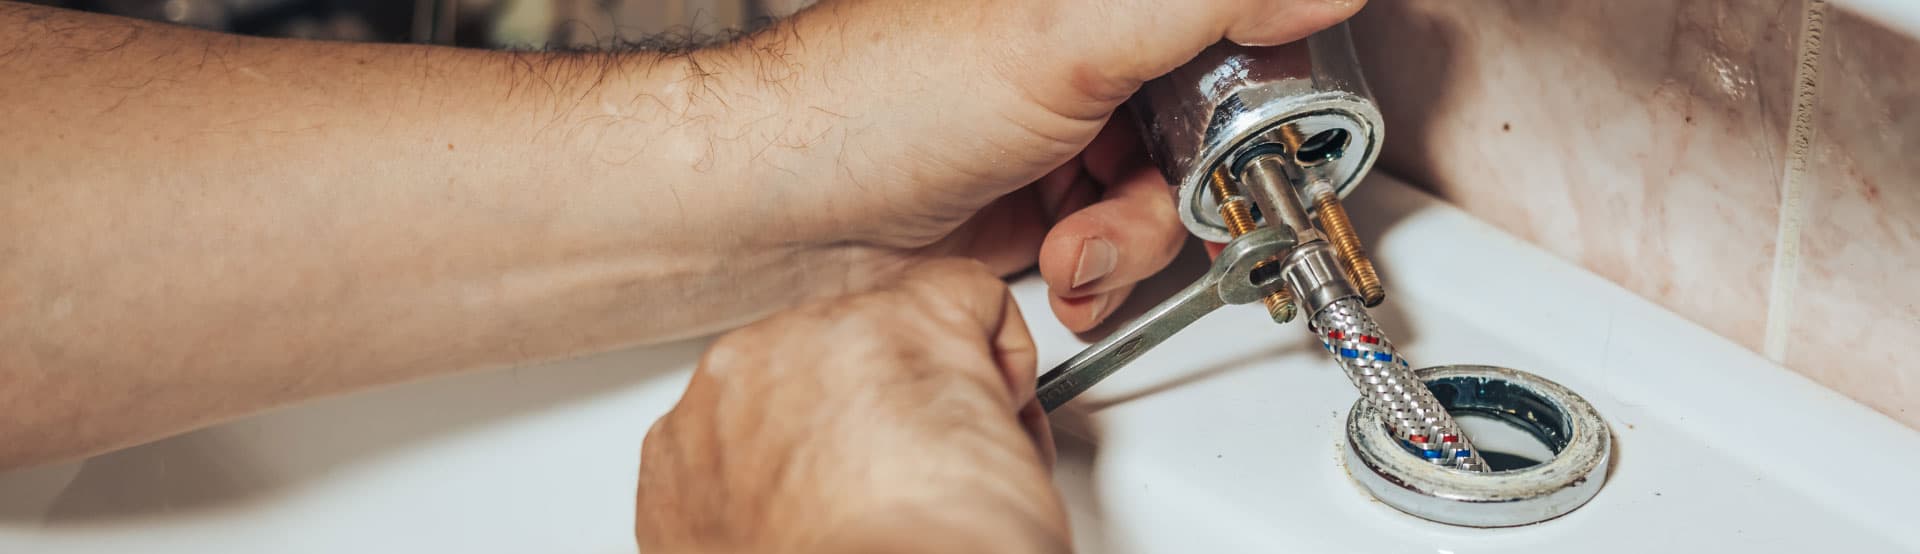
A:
<box><xmin>1037</xmin><ymin>119</ymin><xmax>1185</xmax><ymax>299</ymax></box>
<box><xmin>1223</xmin><ymin>0</ymin><xmax>1371</xmax><ymax>47</ymax></box>
<box><xmin>1001</xmin><ymin>0</ymin><xmax>1367</xmax><ymax>118</ymax></box>
<box><xmin>987</xmin><ymin>297</ymin><xmax>1056</xmax><ymax>473</ymax></box>
<box><xmin>1036</xmin><ymin>161</ymin><xmax>1186</xmax><ymax>299</ymax></box>
<box><xmin>896</xmin><ymin>259</ymin><xmax>1020</xmax><ymax>351</ymax></box>
<box><xmin>635</xmin><ymin>412</ymin><xmax>700</xmax><ymax>547</ymax></box>
<box><xmin>953</xmin><ymin>165</ymin><xmax>1094</xmax><ymax>276</ymax></box>
<box><xmin>993</xmin><ymin>291</ymin><xmax>1040</xmax><ymax>409</ymax></box>
<box><xmin>897</xmin><ymin>260</ymin><xmax>1047</xmax><ymax>449</ymax></box>
<box><xmin>895</xmin><ymin>260</ymin><xmax>1043</xmax><ymax>410</ymax></box>
<box><xmin>1018</xmin><ymin>399</ymin><xmax>1057</xmax><ymax>470</ymax></box>
<box><xmin>1078</xmin><ymin>111</ymin><xmax>1146</xmax><ymax>187</ymax></box>
<box><xmin>1035</xmin><ymin>156</ymin><xmax>1087</xmax><ymax>219</ymax></box>
<box><xmin>987</xmin><ymin>290</ymin><xmax>1051</xmax><ymax>468</ymax></box>
<box><xmin>1048</xmin><ymin>283</ymin><xmax>1135</xmax><ymax>333</ymax></box>
<box><xmin>951</xmin><ymin>187</ymin><xmax>1051</xmax><ymax>276</ymax></box>
<box><xmin>636</xmin><ymin>416</ymin><xmax>673</xmax><ymax>502</ymax></box>
<box><xmin>1050</xmin><ymin>174</ymin><xmax>1103</xmax><ymax>222</ymax></box>
<box><xmin>634</xmin><ymin>426</ymin><xmax>668</xmax><ymax>546</ymax></box>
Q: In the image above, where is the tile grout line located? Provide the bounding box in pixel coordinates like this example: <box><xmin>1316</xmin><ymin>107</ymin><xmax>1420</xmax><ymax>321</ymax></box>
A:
<box><xmin>1764</xmin><ymin>0</ymin><xmax>1830</xmax><ymax>361</ymax></box>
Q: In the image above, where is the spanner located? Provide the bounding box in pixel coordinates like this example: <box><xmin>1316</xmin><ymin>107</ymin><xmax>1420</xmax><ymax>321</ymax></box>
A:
<box><xmin>1036</xmin><ymin>226</ymin><xmax>1298</xmax><ymax>412</ymax></box>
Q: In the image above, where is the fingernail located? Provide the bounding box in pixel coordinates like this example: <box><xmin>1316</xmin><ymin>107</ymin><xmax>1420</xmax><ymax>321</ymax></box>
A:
<box><xmin>1071</xmin><ymin>239</ymin><xmax>1117</xmax><ymax>288</ymax></box>
<box><xmin>1085</xmin><ymin>292</ymin><xmax>1113</xmax><ymax>328</ymax></box>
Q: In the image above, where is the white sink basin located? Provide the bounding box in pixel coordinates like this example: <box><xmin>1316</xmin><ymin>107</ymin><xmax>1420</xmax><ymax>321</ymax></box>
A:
<box><xmin>1</xmin><ymin>176</ymin><xmax>1915</xmax><ymax>553</ymax></box>
<box><xmin>1039</xmin><ymin>176</ymin><xmax>1920</xmax><ymax>552</ymax></box>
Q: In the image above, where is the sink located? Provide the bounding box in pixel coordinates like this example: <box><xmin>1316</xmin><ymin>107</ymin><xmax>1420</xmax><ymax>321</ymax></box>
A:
<box><xmin>1037</xmin><ymin>176</ymin><xmax>1920</xmax><ymax>552</ymax></box>
<box><xmin>1</xmin><ymin>175</ymin><xmax>1916</xmax><ymax>553</ymax></box>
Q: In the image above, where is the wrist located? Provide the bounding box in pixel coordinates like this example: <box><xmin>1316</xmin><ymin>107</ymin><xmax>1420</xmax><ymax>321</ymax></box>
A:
<box><xmin>456</xmin><ymin>46</ymin><xmax>843</xmax><ymax>338</ymax></box>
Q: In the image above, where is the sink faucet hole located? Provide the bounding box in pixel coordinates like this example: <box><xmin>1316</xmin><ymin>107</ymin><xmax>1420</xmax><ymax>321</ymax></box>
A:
<box><xmin>1385</xmin><ymin>375</ymin><xmax>1578</xmax><ymax>470</ymax></box>
<box><xmin>1424</xmin><ymin>375</ymin><xmax>1574</xmax><ymax>453</ymax></box>
<box><xmin>1294</xmin><ymin>128</ymin><xmax>1350</xmax><ymax>166</ymax></box>
<box><xmin>1345</xmin><ymin>365</ymin><xmax>1612</xmax><ymax>527</ymax></box>
<box><xmin>1427</xmin><ymin>381</ymin><xmax>1459</xmax><ymax>406</ymax></box>
<box><xmin>1451</xmin><ymin>413</ymin><xmax>1553</xmax><ymax>471</ymax></box>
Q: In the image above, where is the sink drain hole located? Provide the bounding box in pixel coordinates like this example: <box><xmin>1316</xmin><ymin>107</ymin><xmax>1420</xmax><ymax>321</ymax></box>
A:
<box><xmin>1452</xmin><ymin>413</ymin><xmax>1553</xmax><ymax>471</ymax></box>
<box><xmin>1394</xmin><ymin>375</ymin><xmax>1575</xmax><ymax>469</ymax></box>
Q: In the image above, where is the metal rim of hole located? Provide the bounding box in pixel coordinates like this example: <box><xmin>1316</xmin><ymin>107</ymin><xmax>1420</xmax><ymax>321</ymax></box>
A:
<box><xmin>1176</xmin><ymin>102</ymin><xmax>1381</xmax><ymax>244</ymax></box>
<box><xmin>1294</xmin><ymin>128</ymin><xmax>1351</xmax><ymax>166</ymax></box>
<box><xmin>1342</xmin><ymin>365</ymin><xmax>1611</xmax><ymax>528</ymax></box>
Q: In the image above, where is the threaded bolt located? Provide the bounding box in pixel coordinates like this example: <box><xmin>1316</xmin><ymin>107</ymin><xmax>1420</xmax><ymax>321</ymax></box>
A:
<box><xmin>1311</xmin><ymin>186</ymin><xmax>1385</xmax><ymax>307</ymax></box>
<box><xmin>1209</xmin><ymin>167</ymin><xmax>1296</xmax><ymax>323</ymax></box>
<box><xmin>1216</xmin><ymin>188</ymin><xmax>1259</xmax><ymax>234</ymax></box>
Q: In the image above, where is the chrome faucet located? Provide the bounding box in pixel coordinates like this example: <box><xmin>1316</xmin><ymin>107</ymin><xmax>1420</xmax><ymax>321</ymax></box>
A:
<box><xmin>1036</xmin><ymin>23</ymin><xmax>1487</xmax><ymax>472</ymax></box>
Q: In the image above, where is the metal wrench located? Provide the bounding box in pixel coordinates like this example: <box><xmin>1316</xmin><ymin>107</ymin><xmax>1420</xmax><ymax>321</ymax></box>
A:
<box><xmin>1036</xmin><ymin>226</ymin><xmax>1298</xmax><ymax>412</ymax></box>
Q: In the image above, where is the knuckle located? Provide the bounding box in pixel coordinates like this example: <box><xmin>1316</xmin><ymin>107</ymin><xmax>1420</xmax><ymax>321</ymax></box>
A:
<box><xmin>640</xmin><ymin>415</ymin><xmax>675</xmax><ymax>457</ymax></box>
<box><xmin>1157</xmin><ymin>222</ymin><xmax>1189</xmax><ymax>258</ymax></box>
<box><xmin>699</xmin><ymin>332</ymin><xmax>752</xmax><ymax>375</ymax></box>
<box><xmin>901</xmin><ymin>258</ymin><xmax>995</xmax><ymax>290</ymax></box>
<box><xmin>904</xmin><ymin>260</ymin><xmax>1008</xmax><ymax>315</ymax></box>
<box><xmin>829</xmin><ymin>307</ymin><xmax>895</xmax><ymax>341</ymax></box>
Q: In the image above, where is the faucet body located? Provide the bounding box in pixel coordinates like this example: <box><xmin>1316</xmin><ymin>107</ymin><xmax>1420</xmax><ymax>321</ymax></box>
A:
<box><xmin>1129</xmin><ymin>26</ymin><xmax>1381</xmax><ymax>244</ymax></box>
<box><xmin>1047</xmin><ymin>24</ymin><xmax>1490</xmax><ymax>471</ymax></box>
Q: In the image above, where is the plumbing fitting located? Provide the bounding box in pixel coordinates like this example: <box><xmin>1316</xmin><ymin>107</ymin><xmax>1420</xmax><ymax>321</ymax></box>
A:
<box><xmin>1130</xmin><ymin>24</ymin><xmax>1380</xmax><ymax>244</ymax></box>
<box><xmin>1345</xmin><ymin>365</ymin><xmax>1611</xmax><ymax>527</ymax></box>
<box><xmin>1311</xmin><ymin>296</ymin><xmax>1486</xmax><ymax>471</ymax></box>
<box><xmin>1207</xmin><ymin>167</ymin><xmax>1297</xmax><ymax>323</ymax></box>
<box><xmin>1236</xmin><ymin>155</ymin><xmax>1486</xmax><ymax>472</ymax></box>
<box><xmin>1310</xmin><ymin>182</ymin><xmax>1385</xmax><ymax>307</ymax></box>
<box><xmin>1036</xmin><ymin>23</ymin><xmax>1499</xmax><ymax>473</ymax></box>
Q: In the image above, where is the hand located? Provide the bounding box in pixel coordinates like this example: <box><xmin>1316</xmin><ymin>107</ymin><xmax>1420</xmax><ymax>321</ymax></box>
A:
<box><xmin>0</xmin><ymin>1</ymin><xmax>1365</xmax><ymax>468</ymax></box>
<box><xmin>700</xmin><ymin>0</ymin><xmax>1364</xmax><ymax>331</ymax></box>
<box><xmin>635</xmin><ymin>259</ymin><xmax>1066</xmax><ymax>553</ymax></box>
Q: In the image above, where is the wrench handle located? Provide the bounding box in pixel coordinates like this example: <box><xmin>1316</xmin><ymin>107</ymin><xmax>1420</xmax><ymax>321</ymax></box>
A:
<box><xmin>1036</xmin><ymin>279</ymin><xmax>1225</xmax><ymax>412</ymax></box>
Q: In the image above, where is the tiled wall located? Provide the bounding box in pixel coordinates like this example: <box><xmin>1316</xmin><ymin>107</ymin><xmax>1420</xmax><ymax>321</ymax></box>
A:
<box><xmin>1788</xmin><ymin>3</ymin><xmax>1918</xmax><ymax>428</ymax></box>
<box><xmin>1351</xmin><ymin>0</ymin><xmax>1918</xmax><ymax>428</ymax></box>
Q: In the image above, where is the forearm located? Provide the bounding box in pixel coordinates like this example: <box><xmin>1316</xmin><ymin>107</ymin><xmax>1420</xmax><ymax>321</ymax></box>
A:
<box><xmin>0</xmin><ymin>3</ymin><xmax>818</xmax><ymax>467</ymax></box>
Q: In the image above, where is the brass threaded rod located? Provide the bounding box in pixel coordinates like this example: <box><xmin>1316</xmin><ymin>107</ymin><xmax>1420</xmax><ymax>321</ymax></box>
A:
<box><xmin>1272</xmin><ymin>123</ymin><xmax>1383</xmax><ymax>307</ymax></box>
<box><xmin>1311</xmin><ymin>185</ymin><xmax>1385</xmax><ymax>307</ymax></box>
<box><xmin>1209</xmin><ymin>168</ymin><xmax>1297</xmax><ymax>323</ymax></box>
<box><xmin>1216</xmin><ymin>192</ymin><xmax>1260</xmax><ymax>235</ymax></box>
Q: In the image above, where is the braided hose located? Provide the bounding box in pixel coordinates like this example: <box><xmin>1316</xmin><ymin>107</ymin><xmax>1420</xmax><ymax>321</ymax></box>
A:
<box><xmin>1312</xmin><ymin>298</ymin><xmax>1487</xmax><ymax>471</ymax></box>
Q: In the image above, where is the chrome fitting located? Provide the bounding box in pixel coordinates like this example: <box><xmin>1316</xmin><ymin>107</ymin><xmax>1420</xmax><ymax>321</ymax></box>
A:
<box><xmin>1130</xmin><ymin>23</ymin><xmax>1382</xmax><ymax>243</ymax></box>
<box><xmin>1343</xmin><ymin>365</ymin><xmax>1612</xmax><ymax>527</ymax></box>
<box><xmin>1278</xmin><ymin>241</ymin><xmax>1358</xmax><ymax>316</ymax></box>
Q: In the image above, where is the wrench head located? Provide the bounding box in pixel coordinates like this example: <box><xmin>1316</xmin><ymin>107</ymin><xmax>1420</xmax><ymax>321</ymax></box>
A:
<box><xmin>1213</xmin><ymin>226</ymin><xmax>1298</xmax><ymax>305</ymax></box>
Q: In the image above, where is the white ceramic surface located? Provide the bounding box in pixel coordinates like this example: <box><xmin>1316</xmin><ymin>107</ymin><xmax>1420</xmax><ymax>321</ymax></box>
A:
<box><xmin>1</xmin><ymin>175</ymin><xmax>1914</xmax><ymax>553</ymax></box>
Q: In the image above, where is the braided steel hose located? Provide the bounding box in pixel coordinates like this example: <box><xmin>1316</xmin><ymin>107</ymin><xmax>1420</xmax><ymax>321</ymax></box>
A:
<box><xmin>1312</xmin><ymin>298</ymin><xmax>1487</xmax><ymax>471</ymax></box>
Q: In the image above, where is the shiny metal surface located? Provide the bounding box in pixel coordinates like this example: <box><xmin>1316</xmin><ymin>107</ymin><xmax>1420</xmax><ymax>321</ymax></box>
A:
<box><xmin>1344</xmin><ymin>365</ymin><xmax>1611</xmax><ymax>527</ymax></box>
<box><xmin>1207</xmin><ymin>166</ymin><xmax>1298</xmax><ymax>323</ymax></box>
<box><xmin>1278</xmin><ymin>242</ymin><xmax>1358</xmax><ymax>314</ymax></box>
<box><xmin>1237</xmin><ymin>154</ymin><xmax>1321</xmax><ymax>242</ymax></box>
<box><xmin>1314</xmin><ymin>298</ymin><xmax>1486</xmax><ymax>471</ymax></box>
<box><xmin>1129</xmin><ymin>21</ymin><xmax>1490</xmax><ymax>471</ymax></box>
<box><xmin>1258</xmin><ymin>164</ymin><xmax>1482</xmax><ymax>471</ymax></box>
<box><xmin>1307</xmin><ymin>180</ymin><xmax>1386</xmax><ymax>306</ymax></box>
<box><xmin>1036</xmin><ymin>226</ymin><xmax>1298</xmax><ymax>412</ymax></box>
<box><xmin>1130</xmin><ymin>23</ymin><xmax>1382</xmax><ymax>243</ymax></box>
